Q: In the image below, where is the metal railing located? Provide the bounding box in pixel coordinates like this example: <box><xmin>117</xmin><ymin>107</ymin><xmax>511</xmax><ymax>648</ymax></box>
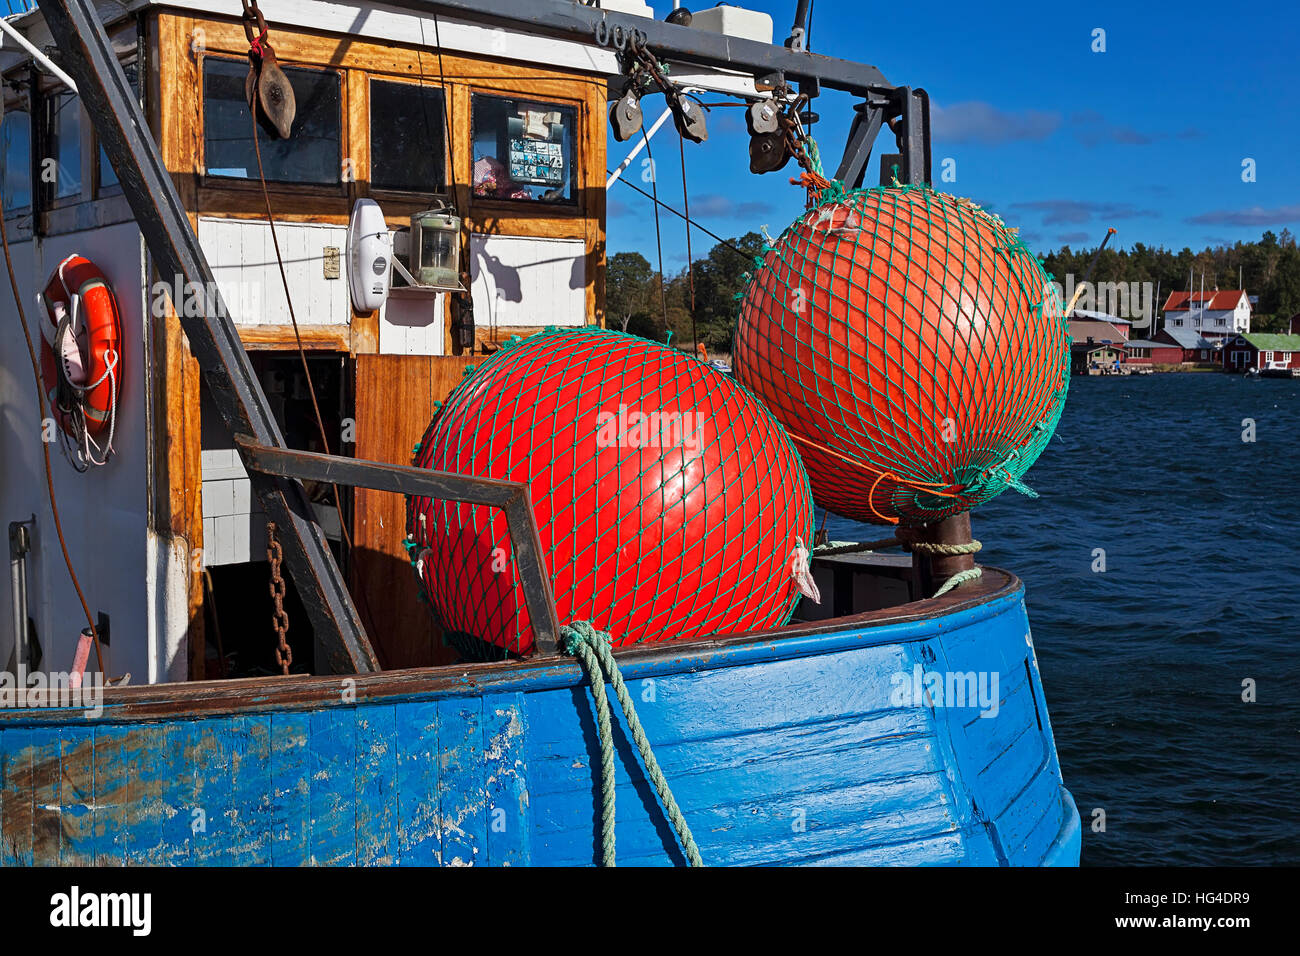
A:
<box><xmin>234</xmin><ymin>438</ymin><xmax>562</xmax><ymax>658</ymax></box>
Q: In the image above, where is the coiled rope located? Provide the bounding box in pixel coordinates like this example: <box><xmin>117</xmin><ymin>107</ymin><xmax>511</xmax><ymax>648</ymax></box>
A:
<box><xmin>561</xmin><ymin>621</ymin><xmax>704</xmax><ymax>867</ymax></box>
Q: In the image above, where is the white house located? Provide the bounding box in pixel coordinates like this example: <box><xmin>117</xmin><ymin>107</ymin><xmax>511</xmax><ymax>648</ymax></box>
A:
<box><xmin>1162</xmin><ymin>289</ymin><xmax>1251</xmax><ymax>337</ymax></box>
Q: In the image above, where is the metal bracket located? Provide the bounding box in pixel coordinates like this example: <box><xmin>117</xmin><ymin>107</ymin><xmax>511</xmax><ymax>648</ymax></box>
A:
<box><xmin>834</xmin><ymin>87</ymin><xmax>932</xmax><ymax>190</ymax></box>
<box><xmin>234</xmin><ymin>439</ymin><xmax>562</xmax><ymax>658</ymax></box>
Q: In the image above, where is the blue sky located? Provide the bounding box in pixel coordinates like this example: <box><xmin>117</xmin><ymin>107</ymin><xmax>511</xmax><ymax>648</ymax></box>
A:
<box><xmin>606</xmin><ymin>0</ymin><xmax>1300</xmax><ymax>267</ymax></box>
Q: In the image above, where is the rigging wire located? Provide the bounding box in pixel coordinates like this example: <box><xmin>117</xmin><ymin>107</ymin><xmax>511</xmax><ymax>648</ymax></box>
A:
<box><xmin>0</xmin><ymin>181</ymin><xmax>106</xmax><ymax>674</ymax></box>
<box><xmin>428</xmin><ymin>12</ymin><xmax>457</xmax><ymax>198</ymax></box>
<box><xmin>608</xmin><ymin>170</ymin><xmax>754</xmax><ymax>264</ymax></box>
<box><xmin>638</xmin><ymin>119</ymin><xmax>670</xmax><ymax>333</ymax></box>
<box><xmin>677</xmin><ymin>130</ymin><xmax>698</xmax><ymax>349</ymax></box>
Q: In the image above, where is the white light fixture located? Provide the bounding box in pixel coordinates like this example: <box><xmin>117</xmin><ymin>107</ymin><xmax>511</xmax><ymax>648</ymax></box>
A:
<box><xmin>347</xmin><ymin>199</ymin><xmax>392</xmax><ymax>312</ymax></box>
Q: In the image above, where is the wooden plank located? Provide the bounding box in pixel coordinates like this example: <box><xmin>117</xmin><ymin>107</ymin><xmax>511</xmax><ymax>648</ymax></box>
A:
<box><xmin>308</xmin><ymin>708</ymin><xmax>357</xmax><ymax>865</ymax></box>
<box><xmin>354</xmin><ymin>703</ymin><xmax>399</xmax><ymax>865</ymax></box>
<box><xmin>190</xmin><ymin>718</ymin><xmax>238</xmax><ymax>864</ymax></box>
<box><xmin>58</xmin><ymin>726</ymin><xmax>96</xmax><ymax>865</ymax></box>
<box><xmin>186</xmin><ymin>19</ymin><xmax>602</xmax><ymax>96</ymax></box>
<box><xmin>237</xmin><ymin>324</ymin><xmax>351</xmax><ymax>351</ymax></box>
<box><xmin>154</xmin><ymin>721</ymin><xmax>194</xmax><ymax>865</ymax></box>
<box><xmin>482</xmin><ymin>692</ymin><xmax>530</xmax><ymax>866</ymax></box>
<box><xmin>29</xmin><ymin>731</ymin><xmax>61</xmax><ymax>866</ymax></box>
<box><xmin>155</xmin><ymin>13</ymin><xmax>206</xmax><ymax>679</ymax></box>
<box><xmin>395</xmin><ymin>699</ymin><xmax>440</xmax><ymax>864</ymax></box>
<box><xmin>0</xmin><ymin>728</ymin><xmax>34</xmax><ymax>865</ymax></box>
<box><xmin>228</xmin><ymin>716</ymin><xmax>273</xmax><ymax>865</ymax></box>
<box><xmin>351</xmin><ymin>354</ymin><xmax>483</xmax><ymax>668</ymax></box>
<box><xmin>269</xmin><ymin>711</ymin><xmax>312</xmax><ymax>866</ymax></box>
<box><xmin>90</xmin><ymin>724</ymin><xmax>130</xmax><ymax>865</ymax></box>
<box><xmin>436</xmin><ymin>697</ymin><xmax>485</xmax><ymax>866</ymax></box>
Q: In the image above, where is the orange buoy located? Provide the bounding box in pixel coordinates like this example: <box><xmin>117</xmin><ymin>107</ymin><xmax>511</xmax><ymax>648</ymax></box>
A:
<box><xmin>407</xmin><ymin>328</ymin><xmax>815</xmax><ymax>657</ymax></box>
<box><xmin>734</xmin><ymin>185</ymin><xmax>1068</xmax><ymax>525</ymax></box>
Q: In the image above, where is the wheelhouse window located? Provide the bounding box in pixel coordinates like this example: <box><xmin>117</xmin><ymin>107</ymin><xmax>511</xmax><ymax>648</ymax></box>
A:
<box><xmin>203</xmin><ymin>58</ymin><xmax>341</xmax><ymax>185</ymax></box>
<box><xmin>45</xmin><ymin>90</ymin><xmax>82</xmax><ymax>201</ymax></box>
<box><xmin>97</xmin><ymin>62</ymin><xmax>139</xmax><ymax>194</ymax></box>
<box><xmin>370</xmin><ymin>79</ymin><xmax>446</xmax><ymax>193</ymax></box>
<box><xmin>471</xmin><ymin>93</ymin><xmax>576</xmax><ymax>204</ymax></box>
<box><xmin>1</xmin><ymin>103</ymin><xmax>31</xmax><ymax>212</ymax></box>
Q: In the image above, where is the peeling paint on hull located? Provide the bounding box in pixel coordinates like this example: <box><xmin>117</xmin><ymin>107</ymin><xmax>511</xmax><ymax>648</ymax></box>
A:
<box><xmin>0</xmin><ymin>575</ymin><xmax>1080</xmax><ymax>866</ymax></box>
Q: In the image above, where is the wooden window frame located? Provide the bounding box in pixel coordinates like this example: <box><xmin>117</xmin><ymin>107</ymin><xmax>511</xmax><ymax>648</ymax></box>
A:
<box><xmin>196</xmin><ymin>53</ymin><xmax>348</xmax><ymax>198</ymax></box>
<box><xmin>467</xmin><ymin>87</ymin><xmax>584</xmax><ymax>217</ymax></box>
<box><xmin>366</xmin><ymin>74</ymin><xmax>452</xmax><ymax>203</ymax></box>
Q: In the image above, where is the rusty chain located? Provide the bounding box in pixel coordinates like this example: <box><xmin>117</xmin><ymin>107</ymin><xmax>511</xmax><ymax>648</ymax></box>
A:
<box><xmin>266</xmin><ymin>520</ymin><xmax>292</xmax><ymax>675</ymax></box>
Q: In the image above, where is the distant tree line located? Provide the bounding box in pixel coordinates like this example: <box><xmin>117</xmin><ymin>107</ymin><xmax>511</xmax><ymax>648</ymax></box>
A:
<box><xmin>1040</xmin><ymin>229</ymin><xmax>1300</xmax><ymax>333</ymax></box>
<box><xmin>605</xmin><ymin>231</ymin><xmax>765</xmax><ymax>356</ymax></box>
<box><xmin>606</xmin><ymin>228</ymin><xmax>1300</xmax><ymax>349</ymax></box>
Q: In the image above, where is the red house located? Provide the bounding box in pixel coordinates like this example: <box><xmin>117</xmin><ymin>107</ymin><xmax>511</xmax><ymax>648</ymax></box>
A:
<box><xmin>1153</xmin><ymin>326</ymin><xmax>1216</xmax><ymax>365</ymax></box>
<box><xmin>1225</xmin><ymin>333</ymin><xmax>1300</xmax><ymax>372</ymax></box>
<box><xmin>1124</xmin><ymin>338</ymin><xmax>1184</xmax><ymax>367</ymax></box>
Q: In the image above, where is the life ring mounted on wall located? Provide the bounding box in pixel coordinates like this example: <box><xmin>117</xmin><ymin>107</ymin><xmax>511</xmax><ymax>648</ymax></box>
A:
<box><xmin>37</xmin><ymin>254</ymin><xmax>124</xmax><ymax>470</ymax></box>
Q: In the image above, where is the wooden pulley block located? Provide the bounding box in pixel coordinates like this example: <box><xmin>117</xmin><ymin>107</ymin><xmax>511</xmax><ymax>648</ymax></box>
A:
<box><xmin>245</xmin><ymin>47</ymin><xmax>295</xmax><ymax>140</ymax></box>
<box><xmin>748</xmin><ymin>130</ymin><xmax>790</xmax><ymax>174</ymax></box>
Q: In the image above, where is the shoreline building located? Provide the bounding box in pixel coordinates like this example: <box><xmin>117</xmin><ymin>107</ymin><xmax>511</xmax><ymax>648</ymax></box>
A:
<box><xmin>1162</xmin><ymin>289</ymin><xmax>1251</xmax><ymax>339</ymax></box>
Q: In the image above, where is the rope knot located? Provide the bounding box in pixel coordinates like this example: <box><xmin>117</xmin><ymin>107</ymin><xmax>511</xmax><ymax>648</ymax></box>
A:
<box><xmin>559</xmin><ymin>620</ymin><xmax>612</xmax><ymax>657</ymax></box>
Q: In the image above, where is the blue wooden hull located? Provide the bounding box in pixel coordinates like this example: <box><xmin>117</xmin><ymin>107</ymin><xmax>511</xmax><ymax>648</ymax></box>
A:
<box><xmin>0</xmin><ymin>569</ymin><xmax>1079</xmax><ymax>865</ymax></box>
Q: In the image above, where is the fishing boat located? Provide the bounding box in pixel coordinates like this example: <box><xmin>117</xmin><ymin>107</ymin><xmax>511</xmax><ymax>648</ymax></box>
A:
<box><xmin>0</xmin><ymin>0</ymin><xmax>1080</xmax><ymax>866</ymax></box>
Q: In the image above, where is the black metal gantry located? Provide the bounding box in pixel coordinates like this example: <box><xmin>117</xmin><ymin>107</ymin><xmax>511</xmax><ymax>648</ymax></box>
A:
<box><xmin>344</xmin><ymin>0</ymin><xmax>932</xmax><ymax>187</ymax></box>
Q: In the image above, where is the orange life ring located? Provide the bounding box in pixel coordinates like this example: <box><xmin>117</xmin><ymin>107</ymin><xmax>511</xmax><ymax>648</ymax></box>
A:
<box><xmin>38</xmin><ymin>254</ymin><xmax>124</xmax><ymax>448</ymax></box>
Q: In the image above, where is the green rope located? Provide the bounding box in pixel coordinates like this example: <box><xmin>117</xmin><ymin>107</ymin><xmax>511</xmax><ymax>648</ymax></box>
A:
<box><xmin>561</xmin><ymin>621</ymin><xmax>704</xmax><ymax>868</ymax></box>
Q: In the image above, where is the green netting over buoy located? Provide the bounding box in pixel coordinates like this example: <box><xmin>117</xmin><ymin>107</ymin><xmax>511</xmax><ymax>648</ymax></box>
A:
<box><xmin>405</xmin><ymin>327</ymin><xmax>816</xmax><ymax>658</ymax></box>
<box><xmin>734</xmin><ymin>181</ymin><xmax>1069</xmax><ymax>526</ymax></box>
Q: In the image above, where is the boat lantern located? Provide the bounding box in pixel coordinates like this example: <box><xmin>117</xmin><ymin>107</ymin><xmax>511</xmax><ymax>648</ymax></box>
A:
<box><xmin>410</xmin><ymin>205</ymin><xmax>461</xmax><ymax>289</ymax></box>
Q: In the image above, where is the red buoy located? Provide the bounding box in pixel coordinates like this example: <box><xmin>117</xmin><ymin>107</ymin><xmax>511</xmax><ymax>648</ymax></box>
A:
<box><xmin>408</xmin><ymin>328</ymin><xmax>815</xmax><ymax>656</ymax></box>
<box><xmin>734</xmin><ymin>186</ymin><xmax>1068</xmax><ymax>526</ymax></box>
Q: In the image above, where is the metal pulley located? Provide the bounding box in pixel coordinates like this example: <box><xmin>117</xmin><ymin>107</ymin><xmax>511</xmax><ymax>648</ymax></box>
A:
<box><xmin>746</xmin><ymin>100</ymin><xmax>780</xmax><ymax>136</ymax></box>
<box><xmin>610</xmin><ymin>89</ymin><xmax>643</xmax><ymax>142</ymax></box>
<box><xmin>672</xmin><ymin>94</ymin><xmax>708</xmax><ymax>143</ymax></box>
<box><xmin>749</xmin><ymin>130</ymin><xmax>790</xmax><ymax>174</ymax></box>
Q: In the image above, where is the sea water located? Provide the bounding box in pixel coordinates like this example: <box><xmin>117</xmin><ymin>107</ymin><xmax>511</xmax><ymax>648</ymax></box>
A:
<box><xmin>828</xmin><ymin>373</ymin><xmax>1300</xmax><ymax>865</ymax></box>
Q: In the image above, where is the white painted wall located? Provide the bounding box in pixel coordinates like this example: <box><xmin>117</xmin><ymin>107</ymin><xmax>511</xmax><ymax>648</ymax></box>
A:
<box><xmin>197</xmin><ymin>217</ymin><xmax>350</xmax><ymax>326</ymax></box>
<box><xmin>469</xmin><ymin>233</ymin><xmax>587</xmax><ymax>330</ymax></box>
<box><xmin>380</xmin><ymin>289</ymin><xmax>445</xmax><ymax>356</ymax></box>
<box><xmin>0</xmin><ymin>223</ymin><xmax>162</xmax><ymax>683</ymax></box>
